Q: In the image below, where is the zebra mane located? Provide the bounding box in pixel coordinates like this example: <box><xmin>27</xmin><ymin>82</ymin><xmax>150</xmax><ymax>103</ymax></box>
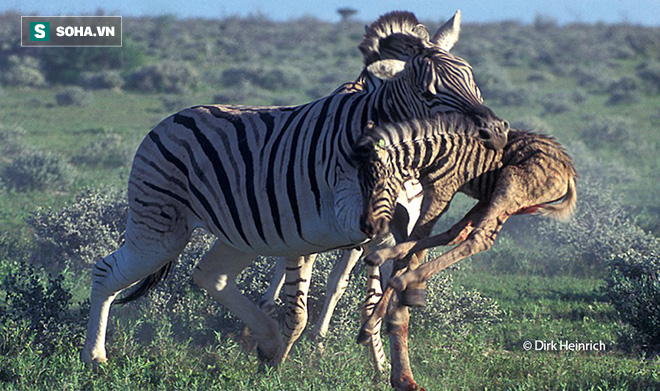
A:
<box><xmin>352</xmin><ymin>112</ymin><xmax>479</xmax><ymax>166</ymax></box>
<box><xmin>359</xmin><ymin>11</ymin><xmax>432</xmax><ymax>65</ymax></box>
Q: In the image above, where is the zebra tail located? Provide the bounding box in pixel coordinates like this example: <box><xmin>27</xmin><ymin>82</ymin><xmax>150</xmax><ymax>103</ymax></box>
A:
<box><xmin>115</xmin><ymin>261</ymin><xmax>174</xmax><ymax>305</ymax></box>
<box><xmin>537</xmin><ymin>176</ymin><xmax>577</xmax><ymax>221</ymax></box>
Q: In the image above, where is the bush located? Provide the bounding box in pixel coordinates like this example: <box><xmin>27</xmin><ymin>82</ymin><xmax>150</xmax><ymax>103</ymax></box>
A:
<box><xmin>486</xmin><ymin>85</ymin><xmax>536</xmax><ymax>107</ymax></box>
<box><xmin>159</xmin><ymin>94</ymin><xmax>193</xmax><ymax>112</ymax></box>
<box><xmin>538</xmin><ymin>178</ymin><xmax>659</xmax><ymax>276</ymax></box>
<box><xmin>78</xmin><ymin>70</ymin><xmax>124</xmax><ymax>90</ymax></box>
<box><xmin>606</xmin><ymin>249</ymin><xmax>660</xmax><ymax>352</ymax></box>
<box><xmin>0</xmin><ymin>149</ymin><xmax>74</xmax><ymax>192</ymax></box>
<box><xmin>636</xmin><ymin>61</ymin><xmax>660</xmax><ymax>93</ymax></box>
<box><xmin>0</xmin><ymin>123</ymin><xmax>26</xmax><ymax>159</ymax></box>
<box><xmin>72</xmin><ymin>133</ymin><xmax>131</xmax><ymax>167</ymax></box>
<box><xmin>580</xmin><ymin>117</ymin><xmax>634</xmax><ymax>150</ymax></box>
<box><xmin>127</xmin><ymin>61</ymin><xmax>199</xmax><ymax>93</ymax></box>
<box><xmin>539</xmin><ymin>92</ymin><xmax>574</xmax><ymax>115</ymax></box>
<box><xmin>1</xmin><ymin>55</ymin><xmax>46</xmax><ymax>87</ymax></box>
<box><xmin>1</xmin><ymin>262</ymin><xmax>85</xmax><ymax>356</ymax></box>
<box><xmin>415</xmin><ymin>270</ymin><xmax>501</xmax><ymax>333</ymax></box>
<box><xmin>221</xmin><ymin>64</ymin><xmax>304</xmax><ymax>91</ymax></box>
<box><xmin>55</xmin><ymin>87</ymin><xmax>93</xmax><ymax>106</ymax></box>
<box><xmin>26</xmin><ymin>188</ymin><xmax>127</xmax><ymax>270</ymax></box>
<box><xmin>607</xmin><ymin>76</ymin><xmax>642</xmax><ymax>105</ymax></box>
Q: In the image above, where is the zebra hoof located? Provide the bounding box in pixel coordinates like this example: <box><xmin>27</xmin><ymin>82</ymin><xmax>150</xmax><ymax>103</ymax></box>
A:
<box><xmin>400</xmin><ymin>288</ymin><xmax>426</xmax><ymax>308</ymax></box>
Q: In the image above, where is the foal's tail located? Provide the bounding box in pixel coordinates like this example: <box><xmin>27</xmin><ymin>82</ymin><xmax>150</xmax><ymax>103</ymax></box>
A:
<box><xmin>537</xmin><ymin>176</ymin><xmax>577</xmax><ymax>221</ymax></box>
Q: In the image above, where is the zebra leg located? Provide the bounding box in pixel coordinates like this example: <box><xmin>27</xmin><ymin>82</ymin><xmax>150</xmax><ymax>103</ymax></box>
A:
<box><xmin>357</xmin><ymin>266</ymin><xmax>406</xmax><ymax>345</ymax></box>
<box><xmin>310</xmin><ymin>248</ymin><xmax>363</xmax><ymax>348</ymax></box>
<box><xmin>192</xmin><ymin>241</ymin><xmax>283</xmax><ymax>365</ymax></box>
<box><xmin>239</xmin><ymin>257</ymin><xmax>286</xmax><ymax>351</ymax></box>
<box><xmin>279</xmin><ymin>254</ymin><xmax>316</xmax><ymax>363</ymax></box>
<box><xmin>359</xmin><ymin>263</ymin><xmax>389</xmax><ymax>375</ymax></box>
<box><xmin>82</xmin><ymin>236</ymin><xmax>187</xmax><ymax>364</ymax></box>
<box><xmin>259</xmin><ymin>257</ymin><xmax>286</xmax><ymax>315</ymax></box>
<box><xmin>385</xmin><ymin>294</ymin><xmax>419</xmax><ymax>391</ymax></box>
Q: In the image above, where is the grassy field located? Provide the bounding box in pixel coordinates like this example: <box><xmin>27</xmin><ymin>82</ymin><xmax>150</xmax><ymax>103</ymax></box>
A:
<box><xmin>1</xmin><ymin>13</ymin><xmax>660</xmax><ymax>390</ymax></box>
<box><xmin>2</xmin><ymin>270</ymin><xmax>658</xmax><ymax>390</ymax></box>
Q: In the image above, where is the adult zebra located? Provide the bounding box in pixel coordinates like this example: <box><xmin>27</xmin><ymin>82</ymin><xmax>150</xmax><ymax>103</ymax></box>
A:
<box><xmin>81</xmin><ymin>11</ymin><xmax>508</xmax><ymax>366</ymax></box>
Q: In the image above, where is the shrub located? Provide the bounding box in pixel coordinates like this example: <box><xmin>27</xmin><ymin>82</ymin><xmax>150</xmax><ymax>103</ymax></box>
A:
<box><xmin>580</xmin><ymin>117</ymin><xmax>634</xmax><ymax>150</ymax></box>
<box><xmin>539</xmin><ymin>92</ymin><xmax>573</xmax><ymax>115</ymax></box>
<box><xmin>221</xmin><ymin>64</ymin><xmax>304</xmax><ymax>91</ymax></box>
<box><xmin>1</xmin><ymin>263</ymin><xmax>85</xmax><ymax>356</ymax></box>
<box><xmin>127</xmin><ymin>61</ymin><xmax>199</xmax><ymax>93</ymax></box>
<box><xmin>0</xmin><ymin>123</ymin><xmax>26</xmax><ymax>159</ymax></box>
<box><xmin>415</xmin><ymin>270</ymin><xmax>501</xmax><ymax>333</ymax></box>
<box><xmin>607</xmin><ymin>76</ymin><xmax>642</xmax><ymax>105</ymax></box>
<box><xmin>159</xmin><ymin>94</ymin><xmax>193</xmax><ymax>112</ymax></box>
<box><xmin>78</xmin><ymin>70</ymin><xmax>124</xmax><ymax>90</ymax></box>
<box><xmin>538</xmin><ymin>178</ymin><xmax>659</xmax><ymax>276</ymax></box>
<box><xmin>55</xmin><ymin>87</ymin><xmax>93</xmax><ymax>106</ymax></box>
<box><xmin>606</xmin><ymin>249</ymin><xmax>660</xmax><ymax>352</ymax></box>
<box><xmin>1</xmin><ymin>55</ymin><xmax>46</xmax><ymax>87</ymax></box>
<box><xmin>573</xmin><ymin>64</ymin><xmax>617</xmax><ymax>92</ymax></box>
<box><xmin>26</xmin><ymin>188</ymin><xmax>127</xmax><ymax>271</ymax></box>
<box><xmin>72</xmin><ymin>133</ymin><xmax>131</xmax><ymax>167</ymax></box>
<box><xmin>486</xmin><ymin>85</ymin><xmax>536</xmax><ymax>107</ymax></box>
<box><xmin>0</xmin><ymin>149</ymin><xmax>74</xmax><ymax>192</ymax></box>
<box><xmin>636</xmin><ymin>61</ymin><xmax>660</xmax><ymax>93</ymax></box>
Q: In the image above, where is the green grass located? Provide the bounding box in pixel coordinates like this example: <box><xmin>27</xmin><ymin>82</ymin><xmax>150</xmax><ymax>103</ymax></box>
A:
<box><xmin>2</xmin><ymin>271</ymin><xmax>658</xmax><ymax>390</ymax></box>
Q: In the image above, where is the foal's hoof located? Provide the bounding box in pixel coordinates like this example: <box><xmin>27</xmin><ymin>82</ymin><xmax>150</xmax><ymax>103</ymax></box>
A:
<box><xmin>400</xmin><ymin>288</ymin><xmax>427</xmax><ymax>308</ymax></box>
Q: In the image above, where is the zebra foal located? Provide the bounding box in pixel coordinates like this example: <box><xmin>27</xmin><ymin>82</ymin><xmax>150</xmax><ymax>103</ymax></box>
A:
<box><xmin>82</xmin><ymin>11</ymin><xmax>507</xmax><ymax>367</ymax></box>
<box><xmin>353</xmin><ymin>114</ymin><xmax>576</xmax><ymax>389</ymax></box>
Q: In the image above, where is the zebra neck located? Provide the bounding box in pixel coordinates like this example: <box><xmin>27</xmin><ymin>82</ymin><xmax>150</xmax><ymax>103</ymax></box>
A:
<box><xmin>365</xmin><ymin>78</ymin><xmax>430</xmax><ymax>125</ymax></box>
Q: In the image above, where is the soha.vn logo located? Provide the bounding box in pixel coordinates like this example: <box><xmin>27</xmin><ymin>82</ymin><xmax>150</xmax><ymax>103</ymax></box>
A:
<box><xmin>30</xmin><ymin>22</ymin><xmax>50</xmax><ymax>41</ymax></box>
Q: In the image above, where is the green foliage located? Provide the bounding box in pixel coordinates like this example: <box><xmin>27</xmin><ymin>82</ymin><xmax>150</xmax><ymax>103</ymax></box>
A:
<box><xmin>0</xmin><ymin>123</ymin><xmax>26</xmax><ymax>159</ymax></box>
<box><xmin>607</xmin><ymin>76</ymin><xmax>642</xmax><ymax>105</ymax></box>
<box><xmin>606</xmin><ymin>249</ymin><xmax>660</xmax><ymax>352</ymax></box>
<box><xmin>55</xmin><ymin>86</ymin><xmax>93</xmax><ymax>106</ymax></box>
<box><xmin>127</xmin><ymin>61</ymin><xmax>199</xmax><ymax>93</ymax></box>
<box><xmin>0</xmin><ymin>149</ymin><xmax>74</xmax><ymax>192</ymax></box>
<box><xmin>416</xmin><ymin>271</ymin><xmax>501</xmax><ymax>333</ymax></box>
<box><xmin>636</xmin><ymin>61</ymin><xmax>660</xmax><ymax>93</ymax></box>
<box><xmin>220</xmin><ymin>64</ymin><xmax>306</xmax><ymax>92</ymax></box>
<box><xmin>78</xmin><ymin>70</ymin><xmax>124</xmax><ymax>90</ymax></box>
<box><xmin>1</xmin><ymin>55</ymin><xmax>46</xmax><ymax>87</ymax></box>
<box><xmin>0</xmin><ymin>262</ymin><xmax>86</xmax><ymax>356</ymax></box>
<box><xmin>537</xmin><ymin>178</ymin><xmax>658</xmax><ymax>276</ymax></box>
<box><xmin>579</xmin><ymin>117</ymin><xmax>635</xmax><ymax>150</ymax></box>
<box><xmin>72</xmin><ymin>133</ymin><xmax>131</xmax><ymax>167</ymax></box>
<box><xmin>26</xmin><ymin>188</ymin><xmax>127</xmax><ymax>271</ymax></box>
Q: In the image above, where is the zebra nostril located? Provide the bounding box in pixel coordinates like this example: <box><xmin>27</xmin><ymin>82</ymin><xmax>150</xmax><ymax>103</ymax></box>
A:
<box><xmin>479</xmin><ymin>129</ymin><xmax>491</xmax><ymax>140</ymax></box>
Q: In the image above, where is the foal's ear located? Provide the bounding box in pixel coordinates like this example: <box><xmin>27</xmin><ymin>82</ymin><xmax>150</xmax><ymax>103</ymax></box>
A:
<box><xmin>366</xmin><ymin>59</ymin><xmax>407</xmax><ymax>81</ymax></box>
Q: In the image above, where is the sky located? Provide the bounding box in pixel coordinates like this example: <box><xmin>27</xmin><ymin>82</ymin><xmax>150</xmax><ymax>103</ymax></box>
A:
<box><xmin>3</xmin><ymin>0</ymin><xmax>660</xmax><ymax>26</ymax></box>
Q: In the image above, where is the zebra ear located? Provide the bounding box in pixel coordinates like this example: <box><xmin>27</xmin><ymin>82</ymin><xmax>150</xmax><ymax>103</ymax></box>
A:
<box><xmin>366</xmin><ymin>59</ymin><xmax>407</xmax><ymax>80</ymax></box>
<box><xmin>431</xmin><ymin>10</ymin><xmax>461</xmax><ymax>50</ymax></box>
